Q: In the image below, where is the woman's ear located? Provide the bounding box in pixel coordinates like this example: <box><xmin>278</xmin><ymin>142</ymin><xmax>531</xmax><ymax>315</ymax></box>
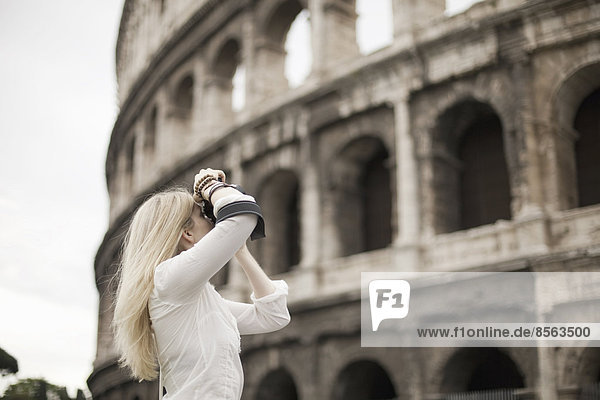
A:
<box><xmin>182</xmin><ymin>230</ymin><xmax>193</xmax><ymax>243</ymax></box>
<box><xmin>177</xmin><ymin>229</ymin><xmax>195</xmax><ymax>254</ymax></box>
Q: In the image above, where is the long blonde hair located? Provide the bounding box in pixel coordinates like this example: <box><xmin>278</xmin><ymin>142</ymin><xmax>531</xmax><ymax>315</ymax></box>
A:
<box><xmin>112</xmin><ymin>187</ymin><xmax>195</xmax><ymax>381</ymax></box>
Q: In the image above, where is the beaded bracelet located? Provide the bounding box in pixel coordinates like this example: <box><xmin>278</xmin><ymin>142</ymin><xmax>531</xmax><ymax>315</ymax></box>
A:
<box><xmin>195</xmin><ymin>176</ymin><xmax>218</xmax><ymax>199</ymax></box>
<box><xmin>194</xmin><ymin>175</ymin><xmax>212</xmax><ymax>193</ymax></box>
<box><xmin>196</xmin><ymin>175</ymin><xmax>216</xmax><ymax>191</ymax></box>
<box><xmin>196</xmin><ymin>175</ymin><xmax>215</xmax><ymax>189</ymax></box>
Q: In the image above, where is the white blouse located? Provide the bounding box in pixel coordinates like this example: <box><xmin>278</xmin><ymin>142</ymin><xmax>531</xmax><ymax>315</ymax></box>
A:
<box><xmin>148</xmin><ymin>192</ymin><xmax>291</xmax><ymax>400</ymax></box>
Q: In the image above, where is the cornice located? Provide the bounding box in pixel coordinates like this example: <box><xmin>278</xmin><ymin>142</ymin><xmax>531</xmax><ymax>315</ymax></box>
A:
<box><xmin>114</xmin><ymin>0</ymin><xmax>133</xmax><ymax>82</ymax></box>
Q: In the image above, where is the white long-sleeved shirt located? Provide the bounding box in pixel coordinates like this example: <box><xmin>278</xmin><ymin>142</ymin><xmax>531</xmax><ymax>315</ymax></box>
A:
<box><xmin>148</xmin><ymin>193</ymin><xmax>291</xmax><ymax>400</ymax></box>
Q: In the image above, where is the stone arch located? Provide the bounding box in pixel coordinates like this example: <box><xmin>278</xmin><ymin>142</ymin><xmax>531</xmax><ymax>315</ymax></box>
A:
<box><xmin>573</xmin><ymin>347</ymin><xmax>600</xmax><ymax>386</ymax></box>
<box><xmin>439</xmin><ymin>348</ymin><xmax>525</xmax><ymax>393</ymax></box>
<box><xmin>331</xmin><ymin>358</ymin><xmax>397</xmax><ymax>400</ymax></box>
<box><xmin>211</xmin><ymin>37</ymin><xmax>241</xmax><ymax>81</ymax></box>
<box><xmin>253</xmin><ymin>0</ymin><xmax>307</xmax><ymax>98</ymax></box>
<box><xmin>431</xmin><ymin>98</ymin><xmax>511</xmax><ymax>233</ymax></box>
<box><xmin>327</xmin><ymin>135</ymin><xmax>392</xmax><ymax>257</ymax></box>
<box><xmin>549</xmin><ymin>61</ymin><xmax>600</xmax><ymax>211</ymax></box>
<box><xmin>204</xmin><ymin>37</ymin><xmax>242</xmax><ymax>132</ymax></box>
<box><xmin>553</xmin><ymin>62</ymin><xmax>600</xmax><ymax>136</ymax></box>
<box><xmin>263</xmin><ymin>0</ymin><xmax>305</xmax><ymax>46</ymax></box>
<box><xmin>255</xmin><ymin>367</ymin><xmax>299</xmax><ymax>400</ymax></box>
<box><xmin>256</xmin><ymin>169</ymin><xmax>301</xmax><ymax>275</ymax></box>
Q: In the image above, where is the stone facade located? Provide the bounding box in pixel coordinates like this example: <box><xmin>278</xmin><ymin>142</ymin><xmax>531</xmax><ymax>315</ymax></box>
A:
<box><xmin>88</xmin><ymin>0</ymin><xmax>600</xmax><ymax>398</ymax></box>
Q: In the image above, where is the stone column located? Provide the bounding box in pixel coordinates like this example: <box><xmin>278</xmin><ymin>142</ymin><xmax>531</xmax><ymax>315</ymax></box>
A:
<box><xmin>391</xmin><ymin>0</ymin><xmax>445</xmax><ymax>47</ymax></box>
<box><xmin>251</xmin><ymin>37</ymin><xmax>288</xmax><ymax>103</ymax></box>
<box><xmin>299</xmin><ymin>162</ymin><xmax>321</xmax><ymax>267</ymax></box>
<box><xmin>393</xmin><ymin>94</ymin><xmax>420</xmax><ymax>245</ymax></box>
<box><xmin>202</xmin><ymin>75</ymin><xmax>234</xmax><ymax>140</ymax></box>
<box><xmin>515</xmin><ymin>106</ymin><xmax>546</xmax><ymax>219</ymax></box>
<box><xmin>298</xmin><ymin>113</ymin><xmax>321</xmax><ymax>267</ymax></box>
<box><xmin>392</xmin><ymin>93</ymin><xmax>423</xmax><ymax>271</ymax></box>
<box><xmin>537</xmin><ymin>347</ymin><xmax>559</xmax><ymax>400</ymax></box>
<box><xmin>507</xmin><ymin>57</ymin><xmax>554</xmax><ymax>260</ymax></box>
<box><xmin>320</xmin><ymin>186</ymin><xmax>342</xmax><ymax>260</ymax></box>
<box><xmin>308</xmin><ymin>0</ymin><xmax>359</xmax><ymax>78</ymax></box>
<box><xmin>537</xmin><ymin>120</ymin><xmax>579</xmax><ymax>212</ymax></box>
<box><xmin>534</xmin><ymin>276</ymin><xmax>559</xmax><ymax>400</ymax></box>
<box><xmin>242</xmin><ymin>10</ymin><xmax>260</xmax><ymax>107</ymax></box>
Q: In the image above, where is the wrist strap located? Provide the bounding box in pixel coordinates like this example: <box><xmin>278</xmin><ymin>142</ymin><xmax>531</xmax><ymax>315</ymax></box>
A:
<box><xmin>207</xmin><ymin>182</ymin><xmax>226</xmax><ymax>203</ymax></box>
<box><xmin>215</xmin><ymin>200</ymin><xmax>266</xmax><ymax>240</ymax></box>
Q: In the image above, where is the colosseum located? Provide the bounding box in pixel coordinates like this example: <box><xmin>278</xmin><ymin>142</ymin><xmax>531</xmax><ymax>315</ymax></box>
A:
<box><xmin>88</xmin><ymin>0</ymin><xmax>600</xmax><ymax>399</ymax></box>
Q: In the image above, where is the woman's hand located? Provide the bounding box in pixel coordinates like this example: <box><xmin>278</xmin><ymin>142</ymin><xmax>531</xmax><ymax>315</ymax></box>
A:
<box><xmin>193</xmin><ymin>168</ymin><xmax>226</xmax><ymax>202</ymax></box>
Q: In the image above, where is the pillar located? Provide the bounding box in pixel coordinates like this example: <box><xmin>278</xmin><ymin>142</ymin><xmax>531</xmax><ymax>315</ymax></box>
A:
<box><xmin>391</xmin><ymin>0</ymin><xmax>445</xmax><ymax>47</ymax></box>
<box><xmin>392</xmin><ymin>93</ymin><xmax>423</xmax><ymax>272</ymax></box>
<box><xmin>308</xmin><ymin>0</ymin><xmax>359</xmax><ymax>78</ymax></box>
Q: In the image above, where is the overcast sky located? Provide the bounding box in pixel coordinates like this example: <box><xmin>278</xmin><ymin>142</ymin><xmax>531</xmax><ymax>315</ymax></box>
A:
<box><xmin>0</xmin><ymin>0</ymin><xmax>478</xmax><ymax>397</ymax></box>
<box><xmin>0</xmin><ymin>0</ymin><xmax>122</xmax><ymax>396</ymax></box>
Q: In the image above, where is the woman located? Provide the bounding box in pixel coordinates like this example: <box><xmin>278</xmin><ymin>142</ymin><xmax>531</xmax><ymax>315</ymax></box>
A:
<box><xmin>112</xmin><ymin>168</ymin><xmax>291</xmax><ymax>399</ymax></box>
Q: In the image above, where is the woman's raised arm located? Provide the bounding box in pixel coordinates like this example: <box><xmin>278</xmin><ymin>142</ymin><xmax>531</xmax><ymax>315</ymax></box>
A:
<box><xmin>153</xmin><ymin>191</ymin><xmax>258</xmax><ymax>303</ymax></box>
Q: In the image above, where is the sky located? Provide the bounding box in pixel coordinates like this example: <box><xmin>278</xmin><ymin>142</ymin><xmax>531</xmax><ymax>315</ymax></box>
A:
<box><xmin>0</xmin><ymin>0</ymin><xmax>478</xmax><ymax>397</ymax></box>
<box><xmin>0</xmin><ymin>0</ymin><xmax>122</xmax><ymax>396</ymax></box>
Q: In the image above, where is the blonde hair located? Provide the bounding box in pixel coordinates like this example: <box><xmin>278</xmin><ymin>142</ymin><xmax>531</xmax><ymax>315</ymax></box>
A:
<box><xmin>112</xmin><ymin>187</ymin><xmax>195</xmax><ymax>381</ymax></box>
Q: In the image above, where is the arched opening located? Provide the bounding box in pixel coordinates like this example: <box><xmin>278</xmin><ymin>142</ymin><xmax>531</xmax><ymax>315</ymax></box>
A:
<box><xmin>257</xmin><ymin>170</ymin><xmax>301</xmax><ymax>274</ymax></box>
<box><xmin>255</xmin><ymin>368</ymin><xmax>298</xmax><ymax>400</ymax></box>
<box><xmin>364</xmin><ymin>146</ymin><xmax>393</xmax><ymax>251</ymax></box>
<box><xmin>215</xmin><ymin>39</ymin><xmax>240</xmax><ymax>81</ymax></box>
<box><xmin>433</xmin><ymin>99</ymin><xmax>511</xmax><ymax>233</ymax></box>
<box><xmin>355</xmin><ymin>0</ymin><xmax>393</xmax><ymax>54</ymax></box>
<box><xmin>575</xmin><ymin>347</ymin><xmax>600</xmax><ymax>385</ymax></box>
<box><xmin>214</xmin><ymin>39</ymin><xmax>240</xmax><ymax>110</ymax></box>
<box><xmin>255</xmin><ymin>0</ymin><xmax>307</xmax><ymax>98</ymax></box>
<box><xmin>573</xmin><ymin>88</ymin><xmax>600</xmax><ymax>208</ymax></box>
<box><xmin>145</xmin><ymin>106</ymin><xmax>157</xmax><ymax>154</ymax></box>
<box><xmin>332</xmin><ymin>359</ymin><xmax>397</xmax><ymax>400</ymax></box>
<box><xmin>124</xmin><ymin>134</ymin><xmax>136</xmax><ymax>191</ymax></box>
<box><xmin>445</xmin><ymin>0</ymin><xmax>484</xmax><ymax>16</ymax></box>
<box><xmin>458</xmin><ymin>112</ymin><xmax>510</xmax><ymax>230</ymax></box>
<box><xmin>205</xmin><ymin>38</ymin><xmax>241</xmax><ymax>133</ymax></box>
<box><xmin>285</xmin><ymin>9</ymin><xmax>312</xmax><ymax>87</ymax></box>
<box><xmin>441</xmin><ymin>348</ymin><xmax>525</xmax><ymax>393</ymax></box>
<box><xmin>553</xmin><ymin>62</ymin><xmax>600</xmax><ymax>211</ymax></box>
<box><xmin>232</xmin><ymin>64</ymin><xmax>246</xmax><ymax>111</ymax></box>
<box><xmin>332</xmin><ymin>136</ymin><xmax>392</xmax><ymax>256</ymax></box>
<box><xmin>174</xmin><ymin>74</ymin><xmax>194</xmax><ymax>115</ymax></box>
